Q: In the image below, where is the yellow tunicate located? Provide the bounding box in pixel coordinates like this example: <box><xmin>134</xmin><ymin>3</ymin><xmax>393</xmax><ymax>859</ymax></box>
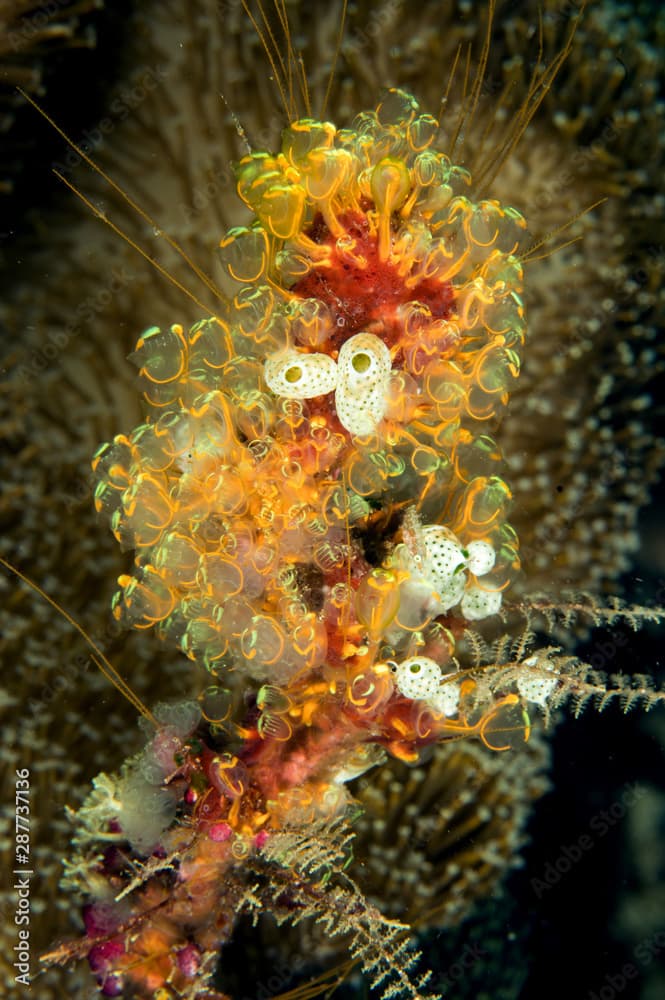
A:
<box><xmin>282</xmin><ymin>118</ymin><xmax>336</xmax><ymax>165</ymax></box>
<box><xmin>302</xmin><ymin>147</ymin><xmax>354</xmax><ymax>205</ymax></box>
<box><xmin>370</xmin><ymin>158</ymin><xmax>411</xmax><ymax>260</ymax></box>
<box><xmin>257</xmin><ymin>183</ymin><xmax>307</xmax><ymax>241</ymax></box>
<box><xmin>218</xmin><ymin>226</ymin><xmax>270</xmax><ymax>283</ymax></box>
<box><xmin>355</xmin><ymin>569</ymin><xmax>402</xmax><ymax>640</ymax></box>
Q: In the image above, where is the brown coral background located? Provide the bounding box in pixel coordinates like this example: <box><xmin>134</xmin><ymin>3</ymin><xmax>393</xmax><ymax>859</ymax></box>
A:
<box><xmin>1</xmin><ymin>1</ymin><xmax>664</xmax><ymax>998</ymax></box>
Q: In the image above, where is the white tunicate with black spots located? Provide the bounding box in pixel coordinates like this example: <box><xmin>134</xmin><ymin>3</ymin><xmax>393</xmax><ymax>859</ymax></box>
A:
<box><xmin>466</xmin><ymin>539</ymin><xmax>496</xmax><ymax>576</ymax></box>
<box><xmin>335</xmin><ymin>333</ymin><xmax>392</xmax><ymax>436</ymax></box>
<box><xmin>419</xmin><ymin>526</ymin><xmax>468</xmax><ymax>589</ymax></box>
<box><xmin>516</xmin><ymin>666</ymin><xmax>558</xmax><ymax>707</ymax></box>
<box><xmin>430</xmin><ymin>679</ymin><xmax>461</xmax><ymax>717</ymax></box>
<box><xmin>264</xmin><ymin>348</ymin><xmax>338</xmax><ymax>398</ymax></box>
<box><xmin>394</xmin><ymin>656</ymin><xmax>443</xmax><ymax>700</ymax></box>
<box><xmin>460</xmin><ymin>585</ymin><xmax>503</xmax><ymax>620</ymax></box>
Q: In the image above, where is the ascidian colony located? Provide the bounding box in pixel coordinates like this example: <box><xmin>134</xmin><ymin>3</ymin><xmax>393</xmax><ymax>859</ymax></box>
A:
<box><xmin>50</xmin><ymin>87</ymin><xmax>528</xmax><ymax>999</ymax></box>
<box><xmin>42</xmin><ymin>81</ymin><xmax>664</xmax><ymax>1000</ymax></box>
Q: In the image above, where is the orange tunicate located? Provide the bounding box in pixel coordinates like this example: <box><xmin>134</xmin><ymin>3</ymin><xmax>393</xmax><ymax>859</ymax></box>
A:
<box><xmin>347</xmin><ymin>663</ymin><xmax>395</xmax><ymax>716</ymax></box>
<box><xmin>209</xmin><ymin>754</ymin><xmax>248</xmax><ymax>799</ymax></box>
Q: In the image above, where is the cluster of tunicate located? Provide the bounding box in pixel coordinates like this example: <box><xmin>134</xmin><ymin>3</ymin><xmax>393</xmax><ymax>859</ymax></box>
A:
<box><xmin>92</xmin><ymin>89</ymin><xmax>526</xmax><ymax>731</ymax></box>
<box><xmin>392</xmin><ymin>656</ymin><xmax>462</xmax><ymax>717</ymax></box>
<box><xmin>393</xmin><ymin>514</ymin><xmax>505</xmax><ymax>621</ymax></box>
<box><xmin>68</xmin><ymin>88</ymin><xmax>538</xmax><ymax>1000</ymax></box>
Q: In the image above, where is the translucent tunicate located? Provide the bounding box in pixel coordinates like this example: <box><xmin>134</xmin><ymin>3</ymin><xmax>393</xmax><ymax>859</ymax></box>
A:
<box><xmin>198</xmin><ymin>554</ymin><xmax>244</xmax><ymax>601</ymax></box>
<box><xmin>130</xmin><ymin>324</ymin><xmax>188</xmax><ymax>386</ymax></box>
<box><xmin>198</xmin><ymin>685</ymin><xmax>234</xmax><ymax>724</ymax></box>
<box><xmin>240</xmin><ymin>616</ymin><xmax>286</xmax><ymax>672</ymax></box>
<box><xmin>153</xmin><ymin>531</ymin><xmax>202</xmax><ymax>588</ymax></box>
<box><xmin>114</xmin><ymin>568</ymin><xmax>175</xmax><ymax>627</ymax></box>
<box><xmin>218</xmin><ymin>226</ymin><xmax>269</xmax><ymax>283</ymax></box>
<box><xmin>290</xmin><ymin>298</ymin><xmax>334</xmax><ymax>348</ymax></box>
